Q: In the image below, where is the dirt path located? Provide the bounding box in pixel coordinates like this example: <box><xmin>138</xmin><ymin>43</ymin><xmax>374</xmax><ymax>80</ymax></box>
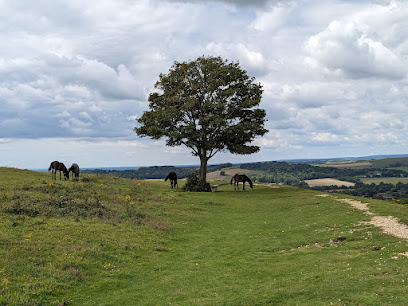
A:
<box><xmin>320</xmin><ymin>195</ymin><xmax>408</xmax><ymax>240</ymax></box>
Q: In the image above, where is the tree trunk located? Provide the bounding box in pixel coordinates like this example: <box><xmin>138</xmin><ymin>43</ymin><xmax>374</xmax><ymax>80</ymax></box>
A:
<box><xmin>199</xmin><ymin>156</ymin><xmax>208</xmax><ymax>183</ymax></box>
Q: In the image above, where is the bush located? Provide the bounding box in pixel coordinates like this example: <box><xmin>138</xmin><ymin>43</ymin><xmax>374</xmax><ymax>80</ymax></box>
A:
<box><xmin>183</xmin><ymin>174</ymin><xmax>211</xmax><ymax>192</ymax></box>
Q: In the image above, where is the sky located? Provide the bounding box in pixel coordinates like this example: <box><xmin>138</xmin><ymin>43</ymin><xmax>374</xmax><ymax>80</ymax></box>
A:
<box><xmin>1</xmin><ymin>0</ymin><xmax>408</xmax><ymax>169</ymax></box>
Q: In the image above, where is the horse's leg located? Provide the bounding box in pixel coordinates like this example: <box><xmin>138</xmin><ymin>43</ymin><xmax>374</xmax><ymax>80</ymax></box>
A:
<box><xmin>243</xmin><ymin>182</ymin><xmax>245</xmax><ymax>190</ymax></box>
<box><xmin>59</xmin><ymin>171</ymin><xmax>62</xmax><ymax>180</ymax></box>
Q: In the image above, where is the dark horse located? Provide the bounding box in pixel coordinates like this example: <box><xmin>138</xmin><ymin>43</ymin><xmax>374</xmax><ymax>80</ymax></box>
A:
<box><xmin>231</xmin><ymin>174</ymin><xmax>253</xmax><ymax>190</ymax></box>
<box><xmin>48</xmin><ymin>161</ymin><xmax>69</xmax><ymax>180</ymax></box>
<box><xmin>68</xmin><ymin>163</ymin><xmax>80</xmax><ymax>179</ymax></box>
<box><xmin>165</xmin><ymin>172</ymin><xmax>178</xmax><ymax>189</ymax></box>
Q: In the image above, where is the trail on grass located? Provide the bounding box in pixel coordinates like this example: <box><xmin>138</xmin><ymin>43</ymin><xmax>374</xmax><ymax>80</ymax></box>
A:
<box><xmin>318</xmin><ymin>195</ymin><xmax>408</xmax><ymax>241</ymax></box>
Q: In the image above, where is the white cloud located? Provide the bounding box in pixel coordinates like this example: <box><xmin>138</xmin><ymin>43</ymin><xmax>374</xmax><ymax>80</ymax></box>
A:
<box><xmin>304</xmin><ymin>2</ymin><xmax>408</xmax><ymax>79</ymax></box>
<box><xmin>2</xmin><ymin>0</ymin><xmax>408</xmax><ymax>168</ymax></box>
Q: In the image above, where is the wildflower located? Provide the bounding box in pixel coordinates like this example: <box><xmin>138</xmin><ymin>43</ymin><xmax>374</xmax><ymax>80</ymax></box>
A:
<box><xmin>25</xmin><ymin>232</ymin><xmax>33</xmax><ymax>239</ymax></box>
<box><xmin>130</xmin><ymin>202</ymin><xmax>135</xmax><ymax>206</ymax></box>
<box><xmin>125</xmin><ymin>195</ymin><xmax>131</xmax><ymax>201</ymax></box>
<box><xmin>102</xmin><ymin>263</ymin><xmax>112</xmax><ymax>270</ymax></box>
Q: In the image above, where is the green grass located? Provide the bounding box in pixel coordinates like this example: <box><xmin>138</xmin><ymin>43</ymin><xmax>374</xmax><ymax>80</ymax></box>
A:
<box><xmin>389</xmin><ymin>167</ymin><xmax>408</xmax><ymax>172</ymax></box>
<box><xmin>2</xmin><ymin>168</ymin><xmax>408</xmax><ymax>304</ymax></box>
<box><xmin>361</xmin><ymin>177</ymin><xmax>408</xmax><ymax>185</ymax></box>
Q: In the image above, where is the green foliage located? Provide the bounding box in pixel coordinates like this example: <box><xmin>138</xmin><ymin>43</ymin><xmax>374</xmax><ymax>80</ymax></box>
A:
<box><xmin>135</xmin><ymin>55</ymin><xmax>267</xmax><ymax>181</ymax></box>
<box><xmin>182</xmin><ymin>173</ymin><xmax>211</xmax><ymax>192</ymax></box>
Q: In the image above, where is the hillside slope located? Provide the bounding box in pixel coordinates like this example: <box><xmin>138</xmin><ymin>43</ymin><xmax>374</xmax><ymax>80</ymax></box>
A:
<box><xmin>1</xmin><ymin>168</ymin><xmax>408</xmax><ymax>304</ymax></box>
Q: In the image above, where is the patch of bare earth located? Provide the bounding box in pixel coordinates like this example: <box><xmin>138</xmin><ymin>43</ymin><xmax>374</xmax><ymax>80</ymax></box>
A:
<box><xmin>334</xmin><ymin>197</ymin><xmax>408</xmax><ymax>240</ymax></box>
<box><xmin>369</xmin><ymin>216</ymin><xmax>408</xmax><ymax>240</ymax></box>
<box><xmin>337</xmin><ymin>198</ymin><xmax>373</xmax><ymax>215</ymax></box>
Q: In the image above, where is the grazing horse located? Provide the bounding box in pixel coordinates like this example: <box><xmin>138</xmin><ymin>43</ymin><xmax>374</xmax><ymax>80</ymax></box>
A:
<box><xmin>48</xmin><ymin>161</ymin><xmax>69</xmax><ymax>180</ymax></box>
<box><xmin>68</xmin><ymin>163</ymin><xmax>80</xmax><ymax>179</ymax></box>
<box><xmin>231</xmin><ymin>174</ymin><xmax>253</xmax><ymax>190</ymax></box>
<box><xmin>165</xmin><ymin>172</ymin><xmax>178</xmax><ymax>189</ymax></box>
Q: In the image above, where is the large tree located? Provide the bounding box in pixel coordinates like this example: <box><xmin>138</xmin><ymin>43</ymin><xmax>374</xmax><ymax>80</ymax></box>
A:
<box><xmin>135</xmin><ymin>56</ymin><xmax>268</xmax><ymax>183</ymax></box>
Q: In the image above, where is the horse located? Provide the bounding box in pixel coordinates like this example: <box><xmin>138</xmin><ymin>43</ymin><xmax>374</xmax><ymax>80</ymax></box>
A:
<box><xmin>68</xmin><ymin>163</ymin><xmax>80</xmax><ymax>179</ymax></box>
<box><xmin>48</xmin><ymin>161</ymin><xmax>69</xmax><ymax>180</ymax></box>
<box><xmin>165</xmin><ymin>172</ymin><xmax>178</xmax><ymax>189</ymax></box>
<box><xmin>231</xmin><ymin>174</ymin><xmax>253</xmax><ymax>190</ymax></box>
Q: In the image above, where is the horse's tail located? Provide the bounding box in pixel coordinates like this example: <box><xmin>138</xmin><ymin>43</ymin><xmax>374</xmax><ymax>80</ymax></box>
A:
<box><xmin>230</xmin><ymin>176</ymin><xmax>234</xmax><ymax>185</ymax></box>
<box><xmin>48</xmin><ymin>162</ymin><xmax>53</xmax><ymax>171</ymax></box>
<box><xmin>165</xmin><ymin>174</ymin><xmax>169</xmax><ymax>181</ymax></box>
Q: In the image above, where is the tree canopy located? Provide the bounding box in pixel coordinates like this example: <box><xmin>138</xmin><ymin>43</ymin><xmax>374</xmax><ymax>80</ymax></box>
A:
<box><xmin>135</xmin><ymin>56</ymin><xmax>268</xmax><ymax>183</ymax></box>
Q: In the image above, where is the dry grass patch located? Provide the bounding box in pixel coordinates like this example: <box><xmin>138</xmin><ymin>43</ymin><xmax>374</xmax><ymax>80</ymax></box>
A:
<box><xmin>304</xmin><ymin>178</ymin><xmax>355</xmax><ymax>187</ymax></box>
<box><xmin>320</xmin><ymin>161</ymin><xmax>372</xmax><ymax>168</ymax></box>
<box><xmin>206</xmin><ymin>167</ymin><xmax>255</xmax><ymax>181</ymax></box>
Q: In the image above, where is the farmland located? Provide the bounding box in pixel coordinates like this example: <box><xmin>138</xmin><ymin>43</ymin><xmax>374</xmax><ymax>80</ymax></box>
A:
<box><xmin>361</xmin><ymin>177</ymin><xmax>408</xmax><ymax>185</ymax></box>
<box><xmin>304</xmin><ymin>178</ymin><xmax>355</xmax><ymax>187</ymax></box>
<box><xmin>2</xmin><ymin>168</ymin><xmax>408</xmax><ymax>304</ymax></box>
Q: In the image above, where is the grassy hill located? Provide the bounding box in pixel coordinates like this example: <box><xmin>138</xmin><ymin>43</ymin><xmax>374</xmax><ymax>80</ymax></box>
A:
<box><xmin>316</xmin><ymin>156</ymin><xmax>408</xmax><ymax>169</ymax></box>
<box><xmin>371</xmin><ymin>157</ymin><xmax>408</xmax><ymax>169</ymax></box>
<box><xmin>2</xmin><ymin>168</ymin><xmax>408</xmax><ymax>304</ymax></box>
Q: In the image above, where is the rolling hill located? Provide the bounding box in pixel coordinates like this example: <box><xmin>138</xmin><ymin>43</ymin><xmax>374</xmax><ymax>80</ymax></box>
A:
<box><xmin>2</xmin><ymin>168</ymin><xmax>408</xmax><ymax>304</ymax></box>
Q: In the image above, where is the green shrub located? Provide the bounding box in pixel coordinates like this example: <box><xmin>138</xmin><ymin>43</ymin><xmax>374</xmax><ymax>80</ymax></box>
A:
<box><xmin>183</xmin><ymin>174</ymin><xmax>211</xmax><ymax>192</ymax></box>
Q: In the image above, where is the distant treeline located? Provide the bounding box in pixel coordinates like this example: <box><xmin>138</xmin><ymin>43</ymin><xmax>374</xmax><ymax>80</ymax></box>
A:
<box><xmin>241</xmin><ymin>161</ymin><xmax>407</xmax><ymax>181</ymax></box>
<box><xmin>240</xmin><ymin>161</ymin><xmax>408</xmax><ymax>202</ymax></box>
<box><xmin>83</xmin><ymin>163</ymin><xmax>233</xmax><ymax>180</ymax></box>
<box><xmin>240</xmin><ymin>161</ymin><xmax>406</xmax><ymax>187</ymax></box>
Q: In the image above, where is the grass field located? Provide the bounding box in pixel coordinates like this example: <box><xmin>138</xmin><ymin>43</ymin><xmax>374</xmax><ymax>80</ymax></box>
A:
<box><xmin>2</xmin><ymin>168</ymin><xmax>408</xmax><ymax>304</ymax></box>
<box><xmin>304</xmin><ymin>178</ymin><xmax>355</xmax><ymax>187</ymax></box>
<box><xmin>361</xmin><ymin>177</ymin><xmax>408</xmax><ymax>185</ymax></box>
<box><xmin>319</xmin><ymin>161</ymin><xmax>372</xmax><ymax>169</ymax></box>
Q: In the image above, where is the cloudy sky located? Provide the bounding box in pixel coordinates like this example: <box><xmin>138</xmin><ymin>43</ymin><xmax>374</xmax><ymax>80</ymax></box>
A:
<box><xmin>1</xmin><ymin>0</ymin><xmax>408</xmax><ymax>169</ymax></box>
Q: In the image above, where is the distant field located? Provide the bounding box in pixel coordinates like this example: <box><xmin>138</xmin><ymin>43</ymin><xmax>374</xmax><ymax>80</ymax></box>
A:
<box><xmin>304</xmin><ymin>178</ymin><xmax>355</xmax><ymax>187</ymax></box>
<box><xmin>206</xmin><ymin>167</ymin><xmax>255</xmax><ymax>181</ymax></box>
<box><xmin>361</xmin><ymin>177</ymin><xmax>408</xmax><ymax>185</ymax></box>
<box><xmin>389</xmin><ymin>167</ymin><xmax>408</xmax><ymax>172</ymax></box>
<box><xmin>320</xmin><ymin>161</ymin><xmax>372</xmax><ymax>169</ymax></box>
<box><xmin>371</xmin><ymin>157</ymin><xmax>408</xmax><ymax>168</ymax></box>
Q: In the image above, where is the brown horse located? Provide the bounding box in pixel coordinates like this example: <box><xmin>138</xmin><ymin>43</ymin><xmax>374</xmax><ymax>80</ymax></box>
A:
<box><xmin>165</xmin><ymin>172</ymin><xmax>178</xmax><ymax>189</ymax></box>
<box><xmin>48</xmin><ymin>161</ymin><xmax>69</xmax><ymax>180</ymax></box>
<box><xmin>68</xmin><ymin>163</ymin><xmax>80</xmax><ymax>179</ymax></box>
<box><xmin>231</xmin><ymin>174</ymin><xmax>253</xmax><ymax>190</ymax></box>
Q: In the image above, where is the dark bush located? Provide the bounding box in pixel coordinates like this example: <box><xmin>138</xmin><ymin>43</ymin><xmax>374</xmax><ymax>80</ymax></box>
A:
<box><xmin>183</xmin><ymin>174</ymin><xmax>211</xmax><ymax>192</ymax></box>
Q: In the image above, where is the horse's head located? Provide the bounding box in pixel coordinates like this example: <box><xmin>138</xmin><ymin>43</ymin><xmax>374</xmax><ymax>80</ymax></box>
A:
<box><xmin>246</xmin><ymin>175</ymin><xmax>254</xmax><ymax>189</ymax></box>
<box><xmin>61</xmin><ymin>163</ymin><xmax>69</xmax><ymax>180</ymax></box>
